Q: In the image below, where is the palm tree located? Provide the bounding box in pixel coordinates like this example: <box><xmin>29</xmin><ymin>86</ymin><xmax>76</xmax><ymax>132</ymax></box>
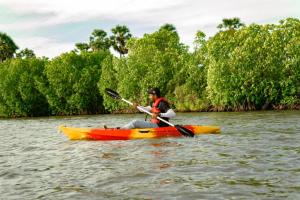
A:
<box><xmin>110</xmin><ymin>25</ymin><xmax>132</xmax><ymax>57</ymax></box>
<box><xmin>0</xmin><ymin>32</ymin><xmax>18</xmax><ymax>62</ymax></box>
<box><xmin>89</xmin><ymin>29</ymin><xmax>111</xmax><ymax>51</ymax></box>
<box><xmin>16</xmin><ymin>48</ymin><xmax>35</xmax><ymax>59</ymax></box>
<box><xmin>75</xmin><ymin>42</ymin><xmax>90</xmax><ymax>52</ymax></box>
<box><xmin>159</xmin><ymin>23</ymin><xmax>177</xmax><ymax>33</ymax></box>
<box><xmin>217</xmin><ymin>18</ymin><xmax>245</xmax><ymax>30</ymax></box>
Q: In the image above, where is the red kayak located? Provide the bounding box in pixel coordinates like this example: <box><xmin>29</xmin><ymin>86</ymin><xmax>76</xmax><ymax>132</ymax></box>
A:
<box><xmin>59</xmin><ymin>125</ymin><xmax>221</xmax><ymax>140</ymax></box>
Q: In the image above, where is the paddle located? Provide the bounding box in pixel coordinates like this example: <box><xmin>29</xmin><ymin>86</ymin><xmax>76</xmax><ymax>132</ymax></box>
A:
<box><xmin>105</xmin><ymin>88</ymin><xmax>194</xmax><ymax>137</ymax></box>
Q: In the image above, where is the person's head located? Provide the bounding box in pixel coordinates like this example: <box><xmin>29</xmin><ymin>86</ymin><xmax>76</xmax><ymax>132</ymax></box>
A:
<box><xmin>148</xmin><ymin>87</ymin><xmax>161</xmax><ymax>101</ymax></box>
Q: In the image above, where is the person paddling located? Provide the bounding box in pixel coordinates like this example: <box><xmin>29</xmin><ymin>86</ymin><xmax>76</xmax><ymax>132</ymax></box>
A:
<box><xmin>122</xmin><ymin>87</ymin><xmax>176</xmax><ymax>129</ymax></box>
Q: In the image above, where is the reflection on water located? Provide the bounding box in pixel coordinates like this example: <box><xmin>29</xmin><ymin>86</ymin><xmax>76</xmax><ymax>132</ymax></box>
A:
<box><xmin>0</xmin><ymin>111</ymin><xmax>300</xmax><ymax>199</ymax></box>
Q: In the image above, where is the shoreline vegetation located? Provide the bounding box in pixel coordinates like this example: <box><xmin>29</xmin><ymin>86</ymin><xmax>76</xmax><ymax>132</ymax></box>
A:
<box><xmin>0</xmin><ymin>18</ymin><xmax>299</xmax><ymax>118</ymax></box>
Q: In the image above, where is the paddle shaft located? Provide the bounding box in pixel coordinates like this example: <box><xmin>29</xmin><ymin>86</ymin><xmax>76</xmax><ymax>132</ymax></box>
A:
<box><xmin>121</xmin><ymin>98</ymin><xmax>175</xmax><ymax>127</ymax></box>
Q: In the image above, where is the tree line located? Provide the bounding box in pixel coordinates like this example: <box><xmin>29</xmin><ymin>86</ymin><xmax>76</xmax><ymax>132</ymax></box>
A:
<box><xmin>0</xmin><ymin>18</ymin><xmax>299</xmax><ymax>117</ymax></box>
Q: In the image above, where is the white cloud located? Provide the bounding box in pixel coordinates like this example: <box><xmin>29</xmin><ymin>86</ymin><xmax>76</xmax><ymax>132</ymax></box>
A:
<box><xmin>1</xmin><ymin>0</ymin><xmax>299</xmax><ymax>57</ymax></box>
<box><xmin>2</xmin><ymin>0</ymin><xmax>298</xmax><ymax>31</ymax></box>
<box><xmin>14</xmin><ymin>36</ymin><xmax>74</xmax><ymax>58</ymax></box>
<box><xmin>0</xmin><ymin>0</ymin><xmax>184</xmax><ymax>30</ymax></box>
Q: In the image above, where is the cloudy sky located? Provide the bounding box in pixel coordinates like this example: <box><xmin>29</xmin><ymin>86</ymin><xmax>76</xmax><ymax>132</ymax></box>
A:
<box><xmin>0</xmin><ymin>0</ymin><xmax>299</xmax><ymax>58</ymax></box>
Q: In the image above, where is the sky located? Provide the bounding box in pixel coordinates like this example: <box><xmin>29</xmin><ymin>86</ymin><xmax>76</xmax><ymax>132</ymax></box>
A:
<box><xmin>0</xmin><ymin>0</ymin><xmax>299</xmax><ymax>58</ymax></box>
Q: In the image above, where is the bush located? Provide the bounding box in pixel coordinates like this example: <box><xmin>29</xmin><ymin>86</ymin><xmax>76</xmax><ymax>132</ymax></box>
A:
<box><xmin>38</xmin><ymin>51</ymin><xmax>110</xmax><ymax>115</ymax></box>
<box><xmin>206</xmin><ymin>18</ymin><xmax>300</xmax><ymax>110</ymax></box>
<box><xmin>0</xmin><ymin>58</ymin><xmax>49</xmax><ymax>117</ymax></box>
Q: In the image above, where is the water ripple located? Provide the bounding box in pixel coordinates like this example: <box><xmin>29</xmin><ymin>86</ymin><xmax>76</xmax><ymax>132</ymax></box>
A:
<box><xmin>0</xmin><ymin>111</ymin><xmax>299</xmax><ymax>199</ymax></box>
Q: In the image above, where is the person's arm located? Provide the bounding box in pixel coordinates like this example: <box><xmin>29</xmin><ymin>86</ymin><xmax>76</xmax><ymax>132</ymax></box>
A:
<box><xmin>137</xmin><ymin>105</ymin><xmax>151</xmax><ymax>112</ymax></box>
<box><xmin>157</xmin><ymin>101</ymin><xmax>176</xmax><ymax>118</ymax></box>
<box><xmin>160</xmin><ymin>109</ymin><xmax>176</xmax><ymax>118</ymax></box>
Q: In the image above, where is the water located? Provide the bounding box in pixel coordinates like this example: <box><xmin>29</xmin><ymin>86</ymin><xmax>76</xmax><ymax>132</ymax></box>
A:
<box><xmin>0</xmin><ymin>111</ymin><xmax>299</xmax><ymax>200</ymax></box>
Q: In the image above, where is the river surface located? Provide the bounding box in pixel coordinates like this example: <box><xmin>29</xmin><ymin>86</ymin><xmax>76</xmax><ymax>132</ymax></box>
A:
<box><xmin>0</xmin><ymin>111</ymin><xmax>299</xmax><ymax>200</ymax></box>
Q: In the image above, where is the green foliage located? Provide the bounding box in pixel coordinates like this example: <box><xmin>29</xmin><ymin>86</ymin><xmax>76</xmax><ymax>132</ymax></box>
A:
<box><xmin>98</xmin><ymin>25</ymin><xmax>193</xmax><ymax>111</ymax></box>
<box><xmin>75</xmin><ymin>29</ymin><xmax>111</xmax><ymax>52</ymax></box>
<box><xmin>98</xmin><ymin>55</ymin><xmax>123</xmax><ymax>111</ymax></box>
<box><xmin>110</xmin><ymin>25</ymin><xmax>132</xmax><ymax>57</ymax></box>
<box><xmin>0</xmin><ymin>58</ymin><xmax>49</xmax><ymax>117</ymax></box>
<box><xmin>0</xmin><ymin>18</ymin><xmax>299</xmax><ymax>117</ymax></box>
<box><xmin>278</xmin><ymin>18</ymin><xmax>300</xmax><ymax>106</ymax></box>
<box><xmin>89</xmin><ymin>29</ymin><xmax>111</xmax><ymax>51</ymax></box>
<box><xmin>0</xmin><ymin>32</ymin><xmax>18</xmax><ymax>62</ymax></box>
<box><xmin>173</xmin><ymin>31</ymin><xmax>208</xmax><ymax>111</ymax></box>
<box><xmin>159</xmin><ymin>23</ymin><xmax>177</xmax><ymax>33</ymax></box>
<box><xmin>206</xmin><ymin>18</ymin><xmax>300</xmax><ymax>110</ymax></box>
<box><xmin>16</xmin><ymin>48</ymin><xmax>36</xmax><ymax>59</ymax></box>
<box><xmin>217</xmin><ymin>17</ymin><xmax>245</xmax><ymax>31</ymax></box>
<box><xmin>121</xmin><ymin>27</ymin><xmax>189</xmax><ymax>104</ymax></box>
<box><xmin>98</xmin><ymin>18</ymin><xmax>300</xmax><ymax>112</ymax></box>
<box><xmin>39</xmin><ymin>51</ymin><xmax>110</xmax><ymax>115</ymax></box>
<box><xmin>75</xmin><ymin>43</ymin><xmax>89</xmax><ymax>52</ymax></box>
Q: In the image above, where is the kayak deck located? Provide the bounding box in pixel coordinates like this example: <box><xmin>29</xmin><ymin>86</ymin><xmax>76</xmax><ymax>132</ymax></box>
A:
<box><xmin>59</xmin><ymin>125</ymin><xmax>220</xmax><ymax>140</ymax></box>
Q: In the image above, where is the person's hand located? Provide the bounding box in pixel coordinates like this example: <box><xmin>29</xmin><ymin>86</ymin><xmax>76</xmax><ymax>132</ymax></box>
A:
<box><xmin>132</xmin><ymin>102</ymin><xmax>138</xmax><ymax>109</ymax></box>
<box><xmin>152</xmin><ymin>113</ymin><xmax>160</xmax><ymax>119</ymax></box>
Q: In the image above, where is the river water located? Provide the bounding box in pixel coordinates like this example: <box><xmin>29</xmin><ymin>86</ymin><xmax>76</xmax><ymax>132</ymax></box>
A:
<box><xmin>0</xmin><ymin>111</ymin><xmax>299</xmax><ymax>199</ymax></box>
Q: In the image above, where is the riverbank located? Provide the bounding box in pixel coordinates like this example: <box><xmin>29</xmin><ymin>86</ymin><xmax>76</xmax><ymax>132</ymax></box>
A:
<box><xmin>110</xmin><ymin>102</ymin><xmax>300</xmax><ymax>113</ymax></box>
<box><xmin>1</xmin><ymin>104</ymin><xmax>299</xmax><ymax>119</ymax></box>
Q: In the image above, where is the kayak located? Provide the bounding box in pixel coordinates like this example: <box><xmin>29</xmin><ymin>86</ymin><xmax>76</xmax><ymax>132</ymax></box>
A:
<box><xmin>59</xmin><ymin>125</ymin><xmax>220</xmax><ymax>140</ymax></box>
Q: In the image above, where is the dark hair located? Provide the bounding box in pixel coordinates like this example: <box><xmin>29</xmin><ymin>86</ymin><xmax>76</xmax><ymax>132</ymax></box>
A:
<box><xmin>148</xmin><ymin>87</ymin><xmax>161</xmax><ymax>97</ymax></box>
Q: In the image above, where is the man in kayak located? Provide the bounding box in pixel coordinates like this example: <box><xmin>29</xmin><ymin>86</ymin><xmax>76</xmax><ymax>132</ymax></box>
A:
<box><xmin>122</xmin><ymin>88</ymin><xmax>176</xmax><ymax>129</ymax></box>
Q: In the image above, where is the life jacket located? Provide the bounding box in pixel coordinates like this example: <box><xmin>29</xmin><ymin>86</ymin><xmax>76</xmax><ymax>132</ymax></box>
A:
<box><xmin>151</xmin><ymin>97</ymin><xmax>167</xmax><ymax>124</ymax></box>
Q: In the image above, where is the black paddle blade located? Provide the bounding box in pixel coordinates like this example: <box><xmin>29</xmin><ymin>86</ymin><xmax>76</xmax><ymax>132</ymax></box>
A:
<box><xmin>105</xmin><ymin>88</ymin><xmax>121</xmax><ymax>100</ymax></box>
<box><xmin>175</xmin><ymin>125</ymin><xmax>194</xmax><ymax>137</ymax></box>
